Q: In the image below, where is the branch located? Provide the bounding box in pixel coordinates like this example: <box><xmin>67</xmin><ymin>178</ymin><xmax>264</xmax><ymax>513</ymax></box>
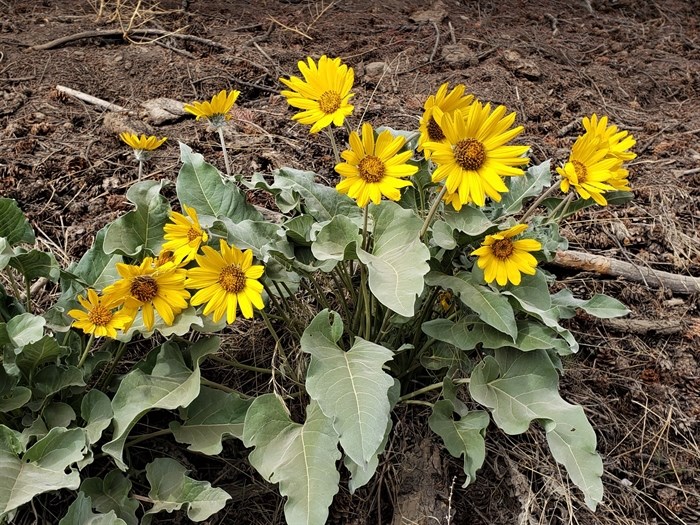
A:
<box><xmin>31</xmin><ymin>29</ymin><xmax>232</xmax><ymax>51</ymax></box>
<box><xmin>553</xmin><ymin>250</ymin><xmax>700</xmax><ymax>294</ymax></box>
<box><xmin>56</xmin><ymin>85</ymin><xmax>130</xmax><ymax>113</ymax></box>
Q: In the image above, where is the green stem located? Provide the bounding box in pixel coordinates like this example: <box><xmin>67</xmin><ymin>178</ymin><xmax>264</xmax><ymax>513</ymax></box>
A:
<box><xmin>209</xmin><ymin>354</ymin><xmax>272</xmax><ymax>374</ymax></box>
<box><xmin>260</xmin><ymin>309</ymin><xmax>287</xmax><ymax>363</ymax></box>
<box><xmin>520</xmin><ymin>181</ymin><xmax>560</xmax><ymax>223</ymax></box>
<box><xmin>217</xmin><ymin>126</ymin><xmax>233</xmax><ymax>181</ymax></box>
<box><xmin>5</xmin><ymin>269</ymin><xmax>22</xmax><ymax>303</ymax></box>
<box><xmin>77</xmin><ymin>333</ymin><xmax>96</xmax><ymax>368</ymax></box>
<box><xmin>327</xmin><ymin>127</ymin><xmax>341</xmax><ymax>165</ymax></box>
<box><xmin>399</xmin><ymin>378</ymin><xmax>471</xmax><ymax>402</ymax></box>
<box><xmin>23</xmin><ymin>276</ymin><xmax>31</xmax><ymax>313</ymax></box>
<box><xmin>200</xmin><ymin>377</ymin><xmax>237</xmax><ymax>393</ymax></box>
<box><xmin>548</xmin><ymin>192</ymin><xmax>575</xmax><ymax>223</ymax></box>
<box><xmin>99</xmin><ymin>341</ymin><xmax>127</xmax><ymax>389</ymax></box>
<box><xmin>137</xmin><ymin>159</ymin><xmax>143</xmax><ymax>181</ymax></box>
<box><xmin>300</xmin><ymin>279</ymin><xmax>330</xmax><ymax>310</ymax></box>
<box><xmin>401</xmin><ymin>400</ymin><xmax>434</xmax><ymax>408</ymax></box>
<box><xmin>329</xmin><ymin>269</ymin><xmax>352</xmax><ymax>323</ymax></box>
<box><xmin>419</xmin><ymin>185</ymin><xmax>448</xmax><ymax>240</ymax></box>
<box><xmin>125</xmin><ymin>428</ymin><xmax>171</xmax><ymax>447</ymax></box>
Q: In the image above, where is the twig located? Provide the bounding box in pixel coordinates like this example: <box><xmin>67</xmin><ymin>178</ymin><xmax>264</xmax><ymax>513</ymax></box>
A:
<box><xmin>56</xmin><ymin>85</ymin><xmax>130</xmax><ymax>113</ymax></box>
<box><xmin>599</xmin><ymin>318</ymin><xmax>686</xmax><ymax>336</ymax></box>
<box><xmin>429</xmin><ymin>21</ymin><xmax>441</xmax><ymax>63</ymax></box>
<box><xmin>266</xmin><ymin>15</ymin><xmax>312</xmax><ymax>40</ymax></box>
<box><xmin>552</xmin><ymin>250</ymin><xmax>700</xmax><ymax>294</ymax></box>
<box><xmin>31</xmin><ymin>28</ymin><xmax>232</xmax><ymax>51</ymax></box>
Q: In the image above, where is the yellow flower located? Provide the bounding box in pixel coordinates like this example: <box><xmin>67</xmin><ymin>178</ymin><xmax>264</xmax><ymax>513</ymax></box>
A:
<box><xmin>556</xmin><ymin>132</ymin><xmax>618</xmax><ymax>206</ymax></box>
<box><xmin>417</xmin><ymin>83</ymin><xmax>474</xmax><ymax>158</ymax></box>
<box><xmin>186</xmin><ymin>239</ymin><xmax>265</xmax><ymax>324</ymax></box>
<box><xmin>442</xmin><ymin>188</ymin><xmax>471</xmax><ymax>211</ymax></box>
<box><xmin>103</xmin><ymin>258</ymin><xmax>190</xmax><ymax>331</ymax></box>
<box><xmin>184</xmin><ymin>89</ymin><xmax>240</xmax><ymax>127</ymax></box>
<box><xmin>582</xmin><ymin>114</ymin><xmax>636</xmax><ymax>162</ymax></box>
<box><xmin>471</xmin><ymin>224</ymin><xmax>541</xmax><ymax>286</ymax></box>
<box><xmin>335</xmin><ymin>123</ymin><xmax>417</xmax><ymax>207</ymax></box>
<box><xmin>424</xmin><ymin>102</ymin><xmax>530</xmax><ymax>207</ymax></box>
<box><xmin>162</xmin><ymin>205</ymin><xmax>209</xmax><ymax>264</ymax></box>
<box><xmin>119</xmin><ymin>132</ymin><xmax>166</xmax><ymax>161</ymax></box>
<box><xmin>279</xmin><ymin>55</ymin><xmax>354</xmax><ymax>134</ymax></box>
<box><xmin>68</xmin><ymin>289</ymin><xmax>132</xmax><ymax>338</ymax></box>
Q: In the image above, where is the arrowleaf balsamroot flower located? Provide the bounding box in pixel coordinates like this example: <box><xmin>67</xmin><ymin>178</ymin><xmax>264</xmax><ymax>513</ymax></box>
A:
<box><xmin>162</xmin><ymin>205</ymin><xmax>209</xmax><ymax>264</ymax></box>
<box><xmin>279</xmin><ymin>55</ymin><xmax>354</xmax><ymax>134</ymax></box>
<box><xmin>335</xmin><ymin>122</ymin><xmax>418</xmax><ymax>207</ymax></box>
<box><xmin>472</xmin><ymin>224</ymin><xmax>542</xmax><ymax>286</ymax></box>
<box><xmin>119</xmin><ymin>132</ymin><xmax>167</xmax><ymax>161</ymax></box>
<box><xmin>424</xmin><ymin>102</ymin><xmax>530</xmax><ymax>208</ymax></box>
<box><xmin>582</xmin><ymin>114</ymin><xmax>636</xmax><ymax>192</ymax></box>
<box><xmin>186</xmin><ymin>239</ymin><xmax>265</xmax><ymax>324</ymax></box>
<box><xmin>103</xmin><ymin>258</ymin><xmax>190</xmax><ymax>331</ymax></box>
<box><xmin>417</xmin><ymin>82</ymin><xmax>474</xmax><ymax>158</ymax></box>
<box><xmin>68</xmin><ymin>289</ymin><xmax>132</xmax><ymax>339</ymax></box>
<box><xmin>184</xmin><ymin>89</ymin><xmax>241</xmax><ymax>127</ymax></box>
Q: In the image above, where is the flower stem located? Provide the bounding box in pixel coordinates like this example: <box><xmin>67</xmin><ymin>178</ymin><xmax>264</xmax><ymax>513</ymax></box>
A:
<box><xmin>77</xmin><ymin>333</ymin><xmax>96</xmax><ymax>368</ymax></box>
<box><xmin>99</xmin><ymin>341</ymin><xmax>127</xmax><ymax>388</ymax></box>
<box><xmin>5</xmin><ymin>269</ymin><xmax>22</xmax><ymax>302</ymax></box>
<box><xmin>217</xmin><ymin>126</ymin><xmax>233</xmax><ymax>181</ymax></box>
<box><xmin>548</xmin><ymin>192</ymin><xmax>575</xmax><ymax>223</ymax></box>
<box><xmin>398</xmin><ymin>378</ymin><xmax>470</xmax><ymax>402</ymax></box>
<box><xmin>125</xmin><ymin>428</ymin><xmax>172</xmax><ymax>447</ymax></box>
<box><xmin>520</xmin><ymin>182</ymin><xmax>560</xmax><ymax>223</ymax></box>
<box><xmin>327</xmin><ymin>127</ymin><xmax>341</xmax><ymax>165</ymax></box>
<box><xmin>137</xmin><ymin>159</ymin><xmax>143</xmax><ymax>181</ymax></box>
<box><xmin>209</xmin><ymin>354</ymin><xmax>272</xmax><ymax>374</ymax></box>
<box><xmin>419</xmin><ymin>185</ymin><xmax>448</xmax><ymax>240</ymax></box>
<box><xmin>23</xmin><ymin>276</ymin><xmax>31</xmax><ymax>313</ymax></box>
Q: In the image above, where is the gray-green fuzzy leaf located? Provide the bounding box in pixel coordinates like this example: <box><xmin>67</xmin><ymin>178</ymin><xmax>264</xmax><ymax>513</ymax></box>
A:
<box><xmin>80</xmin><ymin>471</ymin><xmax>138</xmax><ymax>525</ymax></box>
<box><xmin>59</xmin><ymin>493</ymin><xmax>127</xmax><ymax>525</ymax></box>
<box><xmin>0</xmin><ymin>198</ymin><xmax>34</xmax><ymax>246</ymax></box>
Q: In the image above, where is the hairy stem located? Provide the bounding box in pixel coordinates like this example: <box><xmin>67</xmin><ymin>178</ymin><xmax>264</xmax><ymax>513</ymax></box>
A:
<box><xmin>419</xmin><ymin>185</ymin><xmax>448</xmax><ymax>240</ymax></box>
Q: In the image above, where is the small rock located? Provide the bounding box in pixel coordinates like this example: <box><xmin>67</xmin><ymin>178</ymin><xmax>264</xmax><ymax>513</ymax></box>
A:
<box><xmin>502</xmin><ymin>49</ymin><xmax>541</xmax><ymax>80</ymax></box>
<box><xmin>102</xmin><ymin>111</ymin><xmax>154</xmax><ymax>137</ymax></box>
<box><xmin>364</xmin><ymin>61</ymin><xmax>390</xmax><ymax>84</ymax></box>
<box><xmin>141</xmin><ymin>97</ymin><xmax>187</xmax><ymax>125</ymax></box>
<box><xmin>441</xmin><ymin>44</ymin><xmax>478</xmax><ymax>68</ymax></box>
<box><xmin>410</xmin><ymin>0</ymin><xmax>447</xmax><ymax>23</ymax></box>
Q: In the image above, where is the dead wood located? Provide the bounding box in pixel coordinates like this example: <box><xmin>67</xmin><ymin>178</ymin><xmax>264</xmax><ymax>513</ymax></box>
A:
<box><xmin>31</xmin><ymin>29</ymin><xmax>232</xmax><ymax>51</ymax></box>
<box><xmin>553</xmin><ymin>250</ymin><xmax>700</xmax><ymax>294</ymax></box>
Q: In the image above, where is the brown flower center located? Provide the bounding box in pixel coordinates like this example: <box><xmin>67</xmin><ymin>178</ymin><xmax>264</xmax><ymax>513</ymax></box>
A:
<box><xmin>130</xmin><ymin>275</ymin><xmax>159</xmax><ymax>303</ymax></box>
<box><xmin>187</xmin><ymin>227</ymin><xmax>201</xmax><ymax>241</ymax></box>
<box><xmin>219</xmin><ymin>265</ymin><xmax>246</xmax><ymax>294</ymax></box>
<box><xmin>491</xmin><ymin>239</ymin><xmax>515</xmax><ymax>259</ymax></box>
<box><xmin>358</xmin><ymin>155</ymin><xmax>386</xmax><ymax>183</ymax></box>
<box><xmin>426</xmin><ymin>116</ymin><xmax>445</xmax><ymax>141</ymax></box>
<box><xmin>318</xmin><ymin>90</ymin><xmax>341</xmax><ymax>114</ymax></box>
<box><xmin>88</xmin><ymin>304</ymin><xmax>113</xmax><ymax>327</ymax></box>
<box><xmin>572</xmin><ymin>160</ymin><xmax>588</xmax><ymax>184</ymax></box>
<box><xmin>454</xmin><ymin>139</ymin><xmax>486</xmax><ymax>171</ymax></box>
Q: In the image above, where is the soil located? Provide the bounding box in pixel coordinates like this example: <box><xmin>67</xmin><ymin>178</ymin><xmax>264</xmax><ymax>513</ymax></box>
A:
<box><xmin>1</xmin><ymin>0</ymin><xmax>699</xmax><ymax>524</ymax></box>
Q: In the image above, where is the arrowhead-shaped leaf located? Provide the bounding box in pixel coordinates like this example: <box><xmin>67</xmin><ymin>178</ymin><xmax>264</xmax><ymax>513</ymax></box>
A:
<box><xmin>301</xmin><ymin>310</ymin><xmax>394</xmax><ymax>467</ymax></box>
<box><xmin>243</xmin><ymin>394</ymin><xmax>341</xmax><ymax>525</ymax></box>
<box><xmin>80</xmin><ymin>470</ymin><xmax>138</xmax><ymax>525</ymax></box>
<box><xmin>311</xmin><ymin>215</ymin><xmax>361</xmax><ymax>264</ymax></box>
<box><xmin>8</xmin><ymin>249</ymin><xmax>60</xmax><ymax>282</ymax></box>
<box><xmin>470</xmin><ymin>348</ymin><xmax>604</xmax><ymax>510</ymax></box>
<box><xmin>443</xmin><ymin>205</ymin><xmax>494</xmax><ymax>236</ymax></box>
<box><xmin>59</xmin><ymin>493</ymin><xmax>127</xmax><ymax>525</ymax></box>
<box><xmin>81</xmin><ymin>390</ymin><xmax>113</xmax><ymax>445</ymax></box>
<box><xmin>357</xmin><ymin>202</ymin><xmax>430</xmax><ymax>316</ymax></box>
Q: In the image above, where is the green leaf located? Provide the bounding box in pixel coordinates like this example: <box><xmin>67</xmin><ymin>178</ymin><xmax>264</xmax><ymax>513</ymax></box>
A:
<box><xmin>177</xmin><ymin>143</ymin><xmax>260</xmax><ymax>221</ymax></box>
<box><xmin>431</xmin><ymin>220</ymin><xmax>457</xmax><ymax>250</ymax></box>
<box><xmin>81</xmin><ymin>390</ymin><xmax>113</xmax><ymax>445</ymax></box>
<box><xmin>284</xmin><ymin>215</ymin><xmax>316</xmax><ymax>245</ymax></box>
<box><xmin>470</xmin><ymin>348</ymin><xmax>604</xmax><ymax>510</ymax></box>
<box><xmin>301</xmin><ymin>310</ymin><xmax>394</xmax><ymax>467</ymax></box>
<box><xmin>0</xmin><ymin>427</ymin><xmax>87</xmax><ymax>518</ymax></box>
<box><xmin>103</xmin><ymin>180</ymin><xmax>170</xmax><ymax>257</ymax></box>
<box><xmin>215</xmin><ymin>218</ymin><xmax>293</xmax><ymax>262</ymax></box>
<box><xmin>0</xmin><ymin>238</ymin><xmax>14</xmax><ymax>270</ymax></box>
<box><xmin>311</xmin><ymin>215</ymin><xmax>361</xmax><ymax>264</ymax></box>
<box><xmin>5</xmin><ymin>312</ymin><xmax>45</xmax><ymax>348</ymax></box>
<box><xmin>426</xmin><ymin>272</ymin><xmax>517</xmax><ymax>341</ymax></box>
<box><xmin>81</xmin><ymin>471</ymin><xmax>138</xmax><ymax>525</ymax></box>
<box><xmin>243</xmin><ymin>395</ymin><xmax>341</xmax><ymax>525</ymax></box>
<box><xmin>145</xmin><ymin>457</ymin><xmax>230</xmax><ymax>522</ymax></box>
<box><xmin>169</xmin><ymin>386</ymin><xmax>251</xmax><ymax>455</ymax></box>
<box><xmin>498</xmin><ymin>160</ymin><xmax>552</xmax><ymax>216</ymax></box>
<box><xmin>69</xmin><ymin>226</ymin><xmax>122</xmax><ymax>290</ymax></box>
<box><xmin>59</xmin><ymin>493</ymin><xmax>127</xmax><ymax>525</ymax></box>
<box><xmin>0</xmin><ymin>369</ymin><xmax>31</xmax><ymax>412</ymax></box>
<box><xmin>13</xmin><ymin>335</ymin><xmax>62</xmax><ymax>379</ymax></box>
<box><xmin>272</xmin><ymin>168</ymin><xmax>362</xmax><ymax>222</ymax></box>
<box><xmin>31</xmin><ymin>365</ymin><xmax>85</xmax><ymax>400</ymax></box>
<box><xmin>443</xmin><ymin>205</ymin><xmax>494</xmax><ymax>236</ymax></box>
<box><xmin>102</xmin><ymin>338</ymin><xmax>218</xmax><ymax>469</ymax></box>
<box><xmin>357</xmin><ymin>202</ymin><xmax>430</xmax><ymax>316</ymax></box>
<box><xmin>8</xmin><ymin>249</ymin><xmax>60</xmax><ymax>282</ymax></box>
<box><xmin>429</xmin><ymin>401</ymin><xmax>489</xmax><ymax>486</ymax></box>
<box><xmin>551</xmin><ymin>290</ymin><xmax>630</xmax><ymax>319</ymax></box>
<box><xmin>0</xmin><ymin>198</ymin><xmax>34</xmax><ymax>246</ymax></box>
<box><xmin>156</xmin><ymin>306</ymin><xmax>204</xmax><ymax>338</ymax></box>
<box><xmin>422</xmin><ymin>318</ymin><xmax>477</xmax><ymax>351</ymax></box>
<box><xmin>44</xmin><ymin>402</ymin><xmax>76</xmax><ymax>429</ymax></box>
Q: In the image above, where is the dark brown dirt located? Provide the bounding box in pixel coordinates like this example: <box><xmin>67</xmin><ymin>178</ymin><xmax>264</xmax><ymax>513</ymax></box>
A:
<box><xmin>1</xmin><ymin>0</ymin><xmax>699</xmax><ymax>523</ymax></box>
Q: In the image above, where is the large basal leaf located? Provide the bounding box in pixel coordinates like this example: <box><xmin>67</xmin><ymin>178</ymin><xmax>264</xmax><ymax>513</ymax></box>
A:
<box><xmin>301</xmin><ymin>310</ymin><xmax>394</xmax><ymax>467</ymax></box>
<box><xmin>311</xmin><ymin>215</ymin><xmax>361</xmax><ymax>264</ymax></box>
<box><xmin>8</xmin><ymin>249</ymin><xmax>60</xmax><ymax>282</ymax></box>
<box><xmin>177</xmin><ymin>143</ymin><xmax>260</xmax><ymax>222</ymax></box>
<box><xmin>0</xmin><ymin>198</ymin><xmax>34</xmax><ymax>246</ymax></box>
<box><xmin>102</xmin><ymin>337</ymin><xmax>219</xmax><ymax>469</ymax></box>
<box><xmin>103</xmin><ymin>180</ymin><xmax>170</xmax><ymax>256</ymax></box>
<box><xmin>4</xmin><ymin>312</ymin><xmax>45</xmax><ymax>348</ymax></box>
<box><xmin>272</xmin><ymin>168</ymin><xmax>362</xmax><ymax>222</ymax></box>
<box><xmin>145</xmin><ymin>457</ymin><xmax>230</xmax><ymax>522</ymax></box>
<box><xmin>13</xmin><ymin>335</ymin><xmax>63</xmax><ymax>379</ymax></box>
<box><xmin>426</xmin><ymin>272</ymin><xmax>517</xmax><ymax>341</ymax></box>
<box><xmin>80</xmin><ymin>471</ymin><xmax>138</xmax><ymax>525</ymax></box>
<box><xmin>169</xmin><ymin>386</ymin><xmax>251</xmax><ymax>455</ymax></box>
<box><xmin>242</xmin><ymin>395</ymin><xmax>341</xmax><ymax>525</ymax></box>
<box><xmin>429</xmin><ymin>400</ymin><xmax>489</xmax><ymax>486</ymax></box>
<box><xmin>69</xmin><ymin>226</ymin><xmax>122</xmax><ymax>291</ymax></box>
<box><xmin>357</xmin><ymin>202</ymin><xmax>430</xmax><ymax>316</ymax></box>
<box><xmin>213</xmin><ymin>218</ymin><xmax>294</xmax><ymax>262</ymax></box>
<box><xmin>443</xmin><ymin>205</ymin><xmax>494</xmax><ymax>236</ymax></box>
<box><xmin>81</xmin><ymin>390</ymin><xmax>113</xmax><ymax>445</ymax></box>
<box><xmin>551</xmin><ymin>289</ymin><xmax>630</xmax><ymax>319</ymax></box>
<box><xmin>498</xmin><ymin>160</ymin><xmax>552</xmax><ymax>216</ymax></box>
<box><xmin>0</xmin><ymin>426</ymin><xmax>87</xmax><ymax>519</ymax></box>
<box><xmin>470</xmin><ymin>348</ymin><xmax>604</xmax><ymax>510</ymax></box>
<box><xmin>31</xmin><ymin>365</ymin><xmax>85</xmax><ymax>400</ymax></box>
<box><xmin>59</xmin><ymin>493</ymin><xmax>127</xmax><ymax>525</ymax></box>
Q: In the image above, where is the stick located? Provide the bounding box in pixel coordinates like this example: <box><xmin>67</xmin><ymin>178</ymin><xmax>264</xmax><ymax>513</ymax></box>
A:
<box><xmin>552</xmin><ymin>250</ymin><xmax>700</xmax><ymax>294</ymax></box>
<box><xmin>31</xmin><ymin>29</ymin><xmax>232</xmax><ymax>51</ymax></box>
<box><xmin>56</xmin><ymin>85</ymin><xmax>130</xmax><ymax>113</ymax></box>
<box><xmin>599</xmin><ymin>318</ymin><xmax>685</xmax><ymax>336</ymax></box>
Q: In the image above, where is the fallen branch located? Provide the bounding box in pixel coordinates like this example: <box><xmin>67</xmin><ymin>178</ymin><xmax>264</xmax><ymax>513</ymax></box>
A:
<box><xmin>553</xmin><ymin>250</ymin><xmax>700</xmax><ymax>294</ymax></box>
<box><xmin>31</xmin><ymin>29</ymin><xmax>232</xmax><ymax>51</ymax></box>
<box><xmin>56</xmin><ymin>85</ymin><xmax>130</xmax><ymax>113</ymax></box>
<box><xmin>599</xmin><ymin>318</ymin><xmax>684</xmax><ymax>336</ymax></box>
